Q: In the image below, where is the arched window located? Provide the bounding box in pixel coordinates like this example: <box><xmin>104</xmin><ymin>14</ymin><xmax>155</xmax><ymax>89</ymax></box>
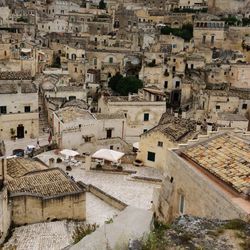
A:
<box><xmin>71</xmin><ymin>54</ymin><xmax>76</xmax><ymax>60</ymax></box>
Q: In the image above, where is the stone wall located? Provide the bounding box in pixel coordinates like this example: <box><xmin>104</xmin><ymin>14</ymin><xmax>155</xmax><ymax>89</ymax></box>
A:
<box><xmin>0</xmin><ymin>186</ymin><xmax>11</xmax><ymax>244</ymax></box>
<box><xmin>155</xmin><ymin>148</ymin><xmax>250</xmax><ymax>222</ymax></box>
<box><xmin>10</xmin><ymin>192</ymin><xmax>86</xmax><ymax>225</ymax></box>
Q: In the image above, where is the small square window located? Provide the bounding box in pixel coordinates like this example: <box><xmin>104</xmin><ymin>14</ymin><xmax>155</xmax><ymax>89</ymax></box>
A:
<box><xmin>24</xmin><ymin>106</ymin><xmax>30</xmax><ymax>113</ymax></box>
<box><xmin>242</xmin><ymin>104</ymin><xmax>247</xmax><ymax>109</ymax></box>
<box><xmin>158</xmin><ymin>141</ymin><xmax>163</xmax><ymax>147</ymax></box>
<box><xmin>144</xmin><ymin>113</ymin><xmax>149</xmax><ymax>121</ymax></box>
<box><xmin>143</xmin><ymin>129</ymin><xmax>148</xmax><ymax>133</ymax></box>
<box><xmin>0</xmin><ymin>106</ymin><xmax>7</xmax><ymax>114</ymax></box>
<box><xmin>216</xmin><ymin>105</ymin><xmax>220</xmax><ymax>110</ymax></box>
<box><xmin>147</xmin><ymin>151</ymin><xmax>155</xmax><ymax>162</ymax></box>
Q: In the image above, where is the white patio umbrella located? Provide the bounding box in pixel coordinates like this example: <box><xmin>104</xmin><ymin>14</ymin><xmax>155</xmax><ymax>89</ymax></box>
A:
<box><xmin>132</xmin><ymin>142</ymin><xmax>139</xmax><ymax>150</ymax></box>
<box><xmin>60</xmin><ymin>149</ymin><xmax>79</xmax><ymax>158</ymax></box>
<box><xmin>92</xmin><ymin>149</ymin><xmax>124</xmax><ymax>163</ymax></box>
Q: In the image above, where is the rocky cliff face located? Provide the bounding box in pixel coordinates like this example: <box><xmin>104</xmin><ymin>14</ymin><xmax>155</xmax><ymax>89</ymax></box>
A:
<box><xmin>133</xmin><ymin>215</ymin><xmax>250</xmax><ymax>250</ymax></box>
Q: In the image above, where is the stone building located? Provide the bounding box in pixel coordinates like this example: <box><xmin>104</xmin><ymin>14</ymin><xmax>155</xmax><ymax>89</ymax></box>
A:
<box><xmin>0</xmin><ymin>154</ymin><xmax>11</xmax><ymax>245</ymax></box>
<box><xmin>98</xmin><ymin>89</ymin><xmax>166</xmax><ymax>143</ymax></box>
<box><xmin>8</xmin><ymin>167</ymin><xmax>86</xmax><ymax>225</ymax></box>
<box><xmin>0</xmin><ymin>80</ymin><xmax>39</xmax><ymax>140</ymax></box>
<box><xmin>193</xmin><ymin>19</ymin><xmax>225</xmax><ymax>49</ymax></box>
<box><xmin>208</xmin><ymin>0</ymin><xmax>250</xmax><ymax>14</ymax></box>
<box><xmin>136</xmin><ymin>112</ymin><xmax>198</xmax><ymax>169</ymax></box>
<box><xmin>155</xmin><ymin>131</ymin><xmax>250</xmax><ymax>222</ymax></box>
<box><xmin>52</xmin><ymin>106</ymin><xmax>127</xmax><ymax>152</ymax></box>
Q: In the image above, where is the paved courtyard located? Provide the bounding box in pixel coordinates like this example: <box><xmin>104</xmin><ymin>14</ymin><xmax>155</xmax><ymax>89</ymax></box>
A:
<box><xmin>3</xmin><ymin>192</ymin><xmax>119</xmax><ymax>250</ymax></box>
<box><xmin>36</xmin><ymin>150</ymin><xmax>162</xmax><ymax>210</ymax></box>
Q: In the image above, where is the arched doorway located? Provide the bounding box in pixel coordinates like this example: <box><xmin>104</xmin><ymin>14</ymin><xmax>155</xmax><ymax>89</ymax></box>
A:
<box><xmin>17</xmin><ymin>124</ymin><xmax>24</xmax><ymax>139</ymax></box>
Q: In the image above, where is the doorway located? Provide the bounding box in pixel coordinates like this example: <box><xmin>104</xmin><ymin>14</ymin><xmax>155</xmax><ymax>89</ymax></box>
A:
<box><xmin>17</xmin><ymin>124</ymin><xmax>24</xmax><ymax>139</ymax></box>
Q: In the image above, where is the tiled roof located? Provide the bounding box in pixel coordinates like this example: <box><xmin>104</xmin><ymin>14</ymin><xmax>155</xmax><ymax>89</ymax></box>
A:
<box><xmin>0</xmin><ymin>83</ymin><xmax>37</xmax><ymax>94</ymax></box>
<box><xmin>0</xmin><ymin>71</ymin><xmax>32</xmax><ymax>80</ymax></box>
<box><xmin>146</xmin><ymin>114</ymin><xmax>197</xmax><ymax>142</ymax></box>
<box><xmin>95</xmin><ymin>113</ymin><xmax>125</xmax><ymax>120</ymax></box>
<box><xmin>8</xmin><ymin>168</ymin><xmax>82</xmax><ymax>197</ymax></box>
<box><xmin>7</xmin><ymin>158</ymin><xmax>47</xmax><ymax>179</ymax></box>
<box><xmin>181</xmin><ymin>133</ymin><xmax>250</xmax><ymax>197</ymax></box>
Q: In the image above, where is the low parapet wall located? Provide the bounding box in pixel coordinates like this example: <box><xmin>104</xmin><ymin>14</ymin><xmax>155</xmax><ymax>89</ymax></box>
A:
<box><xmin>77</xmin><ymin>181</ymin><xmax>127</xmax><ymax>211</ymax></box>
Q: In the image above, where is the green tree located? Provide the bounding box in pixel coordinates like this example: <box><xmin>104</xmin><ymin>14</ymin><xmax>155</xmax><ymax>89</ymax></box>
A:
<box><xmin>108</xmin><ymin>72</ymin><xmax>123</xmax><ymax>92</ymax></box>
<box><xmin>99</xmin><ymin>0</ymin><xmax>106</xmax><ymax>9</ymax></box>
<box><xmin>108</xmin><ymin>74</ymin><xmax>143</xmax><ymax>96</ymax></box>
<box><xmin>161</xmin><ymin>24</ymin><xmax>193</xmax><ymax>42</ymax></box>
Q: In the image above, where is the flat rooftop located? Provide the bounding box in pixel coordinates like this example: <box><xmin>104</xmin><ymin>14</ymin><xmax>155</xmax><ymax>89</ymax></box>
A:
<box><xmin>55</xmin><ymin>107</ymin><xmax>95</xmax><ymax>123</ymax></box>
<box><xmin>180</xmin><ymin>133</ymin><xmax>250</xmax><ymax>197</ymax></box>
<box><xmin>8</xmin><ymin>168</ymin><xmax>82</xmax><ymax>198</ymax></box>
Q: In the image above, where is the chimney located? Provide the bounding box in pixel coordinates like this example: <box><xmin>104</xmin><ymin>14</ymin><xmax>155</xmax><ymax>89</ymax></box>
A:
<box><xmin>48</xmin><ymin>158</ymin><xmax>55</xmax><ymax>168</ymax></box>
<box><xmin>86</xmin><ymin>0</ymin><xmax>90</xmax><ymax>9</ymax></box>
<box><xmin>85</xmin><ymin>153</ymin><xmax>91</xmax><ymax>171</ymax></box>
<box><xmin>128</xmin><ymin>93</ymin><xmax>132</xmax><ymax>101</ymax></box>
<box><xmin>207</xmin><ymin>122</ymin><xmax>213</xmax><ymax>132</ymax></box>
<box><xmin>182</xmin><ymin>111</ymin><xmax>187</xmax><ymax>119</ymax></box>
<box><xmin>196</xmin><ymin>121</ymin><xmax>202</xmax><ymax>131</ymax></box>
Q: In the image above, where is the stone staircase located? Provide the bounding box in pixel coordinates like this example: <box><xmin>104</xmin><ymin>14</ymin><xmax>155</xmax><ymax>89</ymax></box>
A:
<box><xmin>39</xmin><ymin>93</ymin><xmax>50</xmax><ymax>136</ymax></box>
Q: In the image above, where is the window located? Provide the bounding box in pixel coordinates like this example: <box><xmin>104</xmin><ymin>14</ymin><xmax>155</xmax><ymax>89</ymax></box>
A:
<box><xmin>158</xmin><ymin>141</ymin><xmax>163</xmax><ymax>147</ymax></box>
<box><xmin>173</xmin><ymin>58</ymin><xmax>176</xmax><ymax>62</ymax></box>
<box><xmin>110</xmin><ymin>145</ymin><xmax>113</xmax><ymax>150</ymax></box>
<box><xmin>144</xmin><ymin>113</ymin><xmax>149</xmax><ymax>121</ymax></box>
<box><xmin>202</xmin><ymin>35</ymin><xmax>206</xmax><ymax>44</ymax></box>
<box><xmin>242</xmin><ymin>104</ymin><xmax>248</xmax><ymax>109</ymax></box>
<box><xmin>175</xmin><ymin>81</ymin><xmax>180</xmax><ymax>88</ymax></box>
<box><xmin>69</xmin><ymin>96</ymin><xmax>76</xmax><ymax>101</ymax></box>
<box><xmin>164</xmin><ymin>81</ymin><xmax>168</xmax><ymax>88</ymax></box>
<box><xmin>93</xmin><ymin>58</ymin><xmax>97</xmax><ymax>65</ymax></box>
<box><xmin>216</xmin><ymin>105</ymin><xmax>220</xmax><ymax>110</ymax></box>
<box><xmin>106</xmin><ymin>129</ymin><xmax>112</xmax><ymax>138</ymax></box>
<box><xmin>179</xmin><ymin>194</ymin><xmax>185</xmax><ymax>214</ymax></box>
<box><xmin>211</xmin><ymin>35</ymin><xmax>215</xmax><ymax>45</ymax></box>
<box><xmin>0</xmin><ymin>106</ymin><xmax>7</xmax><ymax>114</ymax></box>
<box><xmin>124</xmin><ymin>113</ymin><xmax>127</xmax><ymax>118</ymax></box>
<box><xmin>24</xmin><ymin>106</ymin><xmax>30</xmax><ymax>113</ymax></box>
<box><xmin>143</xmin><ymin>129</ymin><xmax>148</xmax><ymax>133</ymax></box>
<box><xmin>75</xmin><ymin>67</ymin><xmax>77</xmax><ymax>72</ymax></box>
<box><xmin>109</xmin><ymin>57</ymin><xmax>113</xmax><ymax>63</ymax></box>
<box><xmin>147</xmin><ymin>151</ymin><xmax>155</xmax><ymax>162</ymax></box>
<box><xmin>85</xmin><ymin>137</ymin><xmax>91</xmax><ymax>142</ymax></box>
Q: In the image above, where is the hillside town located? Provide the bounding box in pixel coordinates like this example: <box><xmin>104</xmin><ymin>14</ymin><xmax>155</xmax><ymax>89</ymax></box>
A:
<box><xmin>0</xmin><ymin>0</ymin><xmax>250</xmax><ymax>249</ymax></box>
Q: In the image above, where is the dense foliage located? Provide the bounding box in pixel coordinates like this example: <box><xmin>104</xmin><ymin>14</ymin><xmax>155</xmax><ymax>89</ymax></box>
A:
<box><xmin>98</xmin><ymin>0</ymin><xmax>106</xmax><ymax>9</ymax></box>
<box><xmin>108</xmin><ymin>73</ymin><xmax>143</xmax><ymax>96</ymax></box>
<box><xmin>161</xmin><ymin>24</ymin><xmax>193</xmax><ymax>42</ymax></box>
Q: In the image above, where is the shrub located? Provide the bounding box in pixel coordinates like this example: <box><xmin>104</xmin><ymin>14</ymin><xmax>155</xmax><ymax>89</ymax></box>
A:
<box><xmin>72</xmin><ymin>223</ymin><xmax>98</xmax><ymax>244</ymax></box>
